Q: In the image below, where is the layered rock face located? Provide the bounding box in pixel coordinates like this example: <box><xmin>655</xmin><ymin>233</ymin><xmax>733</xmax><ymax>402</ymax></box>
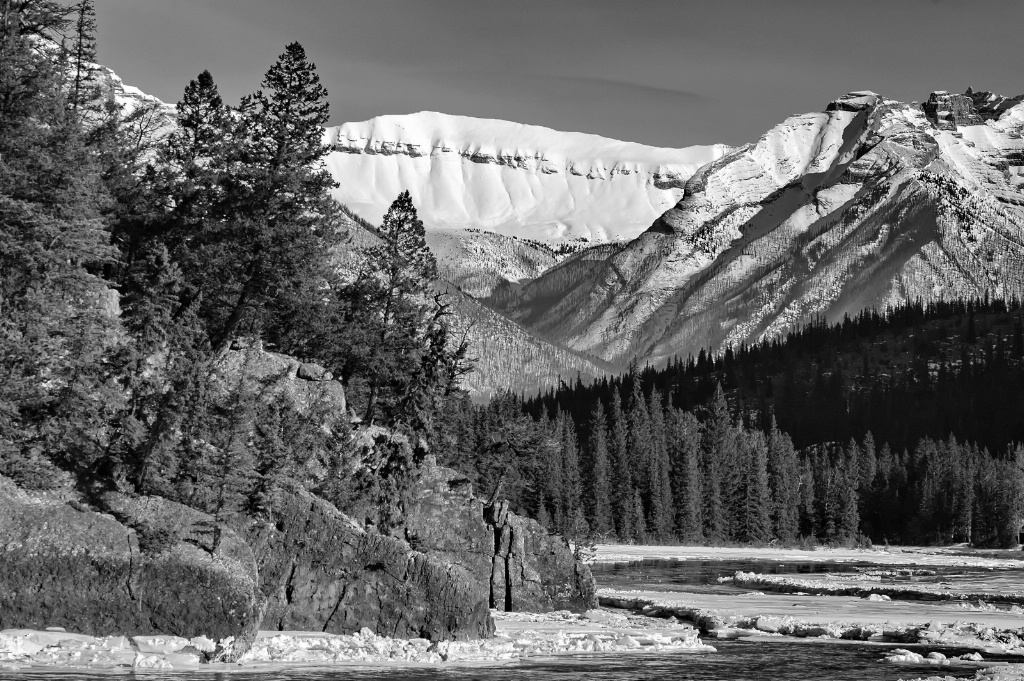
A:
<box><xmin>402</xmin><ymin>461</ymin><xmax>597</xmax><ymax>613</ymax></box>
<box><xmin>496</xmin><ymin>90</ymin><xmax>1024</xmax><ymax>366</ymax></box>
<box><xmin>924</xmin><ymin>90</ymin><xmax>984</xmax><ymax>129</ymax></box>
<box><xmin>0</xmin><ymin>474</ymin><xmax>499</xmax><ymax>649</ymax></box>
<box><xmin>240</xmin><ymin>487</ymin><xmax>495</xmax><ymax>641</ymax></box>
<box><xmin>0</xmin><ymin>477</ymin><xmax>263</xmax><ymax>657</ymax></box>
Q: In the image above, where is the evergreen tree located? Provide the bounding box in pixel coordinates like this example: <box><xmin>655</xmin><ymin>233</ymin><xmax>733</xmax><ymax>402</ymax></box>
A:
<box><xmin>201</xmin><ymin>42</ymin><xmax>341</xmax><ymax>352</ymax></box>
<box><xmin>738</xmin><ymin>429</ymin><xmax>772</xmax><ymax>544</ymax></box>
<box><xmin>701</xmin><ymin>384</ymin><xmax>731</xmax><ymax>541</ymax></box>
<box><xmin>559</xmin><ymin>412</ymin><xmax>583</xmax><ymax>536</ymax></box>
<box><xmin>585</xmin><ymin>402</ymin><xmax>614</xmax><ymax>537</ymax></box>
<box><xmin>646</xmin><ymin>391</ymin><xmax>674</xmax><ymax>541</ymax></box>
<box><xmin>66</xmin><ymin>0</ymin><xmax>99</xmax><ymax>117</ymax></box>
<box><xmin>355</xmin><ymin>190</ymin><xmax>437</xmax><ymax>424</ymax></box>
<box><xmin>609</xmin><ymin>392</ymin><xmax>634</xmax><ymax>541</ymax></box>
<box><xmin>837</xmin><ymin>448</ymin><xmax>861</xmax><ymax>543</ymax></box>
<box><xmin>668</xmin><ymin>408</ymin><xmax>703</xmax><ymax>542</ymax></box>
<box><xmin>859</xmin><ymin>431</ymin><xmax>878</xmax><ymax>491</ymax></box>
<box><xmin>0</xmin><ymin>2</ymin><xmax>123</xmax><ymax>486</ymax></box>
<box><xmin>767</xmin><ymin>416</ymin><xmax>800</xmax><ymax>541</ymax></box>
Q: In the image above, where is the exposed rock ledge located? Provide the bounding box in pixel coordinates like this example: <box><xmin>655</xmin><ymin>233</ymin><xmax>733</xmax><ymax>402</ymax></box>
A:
<box><xmin>402</xmin><ymin>460</ymin><xmax>598</xmax><ymax>613</ymax></box>
<box><xmin>0</xmin><ymin>476</ymin><xmax>263</xmax><ymax>660</ymax></box>
<box><xmin>0</xmin><ymin>476</ymin><xmax>493</xmax><ymax>658</ymax></box>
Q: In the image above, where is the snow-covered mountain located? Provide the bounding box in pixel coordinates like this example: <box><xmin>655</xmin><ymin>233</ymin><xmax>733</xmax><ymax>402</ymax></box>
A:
<box><xmin>324</xmin><ymin>112</ymin><xmax>730</xmax><ymax>245</ymax></box>
<box><xmin>492</xmin><ymin>90</ymin><xmax>1024</xmax><ymax>365</ymax></box>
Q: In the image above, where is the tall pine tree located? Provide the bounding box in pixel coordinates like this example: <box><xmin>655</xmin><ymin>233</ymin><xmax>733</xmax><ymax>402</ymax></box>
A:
<box><xmin>585</xmin><ymin>402</ymin><xmax>614</xmax><ymax>537</ymax></box>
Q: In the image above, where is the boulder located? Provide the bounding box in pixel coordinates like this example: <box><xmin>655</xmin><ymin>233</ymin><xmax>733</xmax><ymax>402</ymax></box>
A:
<box><xmin>239</xmin><ymin>486</ymin><xmax>493</xmax><ymax>641</ymax></box>
<box><xmin>0</xmin><ymin>477</ymin><xmax>262</xmax><ymax>658</ymax></box>
<box><xmin>402</xmin><ymin>460</ymin><xmax>597</xmax><ymax>613</ymax></box>
<box><xmin>213</xmin><ymin>343</ymin><xmax>346</xmax><ymax>423</ymax></box>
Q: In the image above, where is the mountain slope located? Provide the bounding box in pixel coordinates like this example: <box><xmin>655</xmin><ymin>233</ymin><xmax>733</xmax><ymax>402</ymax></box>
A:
<box><xmin>426</xmin><ymin>229</ymin><xmax>558</xmax><ymax>298</ymax></box>
<box><xmin>324</xmin><ymin>112</ymin><xmax>730</xmax><ymax>244</ymax></box>
<box><xmin>334</xmin><ymin>210</ymin><xmax>613</xmax><ymax>398</ymax></box>
<box><xmin>494</xmin><ymin>91</ymin><xmax>1024</xmax><ymax>365</ymax></box>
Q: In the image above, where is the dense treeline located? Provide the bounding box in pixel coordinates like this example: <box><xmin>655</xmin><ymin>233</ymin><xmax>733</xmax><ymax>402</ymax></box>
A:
<box><xmin>0</xmin><ymin>0</ymin><xmax>467</xmax><ymax>530</ymax></box>
<box><xmin>436</xmin><ymin>300</ymin><xmax>1024</xmax><ymax>548</ymax></box>
<box><xmin>529</xmin><ymin>298</ymin><xmax>1024</xmax><ymax>453</ymax></box>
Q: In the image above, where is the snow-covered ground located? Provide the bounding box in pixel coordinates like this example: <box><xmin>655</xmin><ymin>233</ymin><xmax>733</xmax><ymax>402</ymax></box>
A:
<box><xmin>593</xmin><ymin>543</ymin><xmax>1024</xmax><ymax>569</ymax></box>
<box><xmin>0</xmin><ymin>610</ymin><xmax>713</xmax><ymax>672</ymax></box>
<box><xmin>592</xmin><ymin>543</ymin><xmax>1024</xmax><ymax>661</ymax></box>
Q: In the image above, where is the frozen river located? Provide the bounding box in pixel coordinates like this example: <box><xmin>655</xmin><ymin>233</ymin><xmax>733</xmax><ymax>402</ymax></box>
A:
<box><xmin>0</xmin><ymin>640</ymin><xmax>987</xmax><ymax>680</ymax></box>
<box><xmin>5</xmin><ymin>546</ymin><xmax>1024</xmax><ymax>679</ymax></box>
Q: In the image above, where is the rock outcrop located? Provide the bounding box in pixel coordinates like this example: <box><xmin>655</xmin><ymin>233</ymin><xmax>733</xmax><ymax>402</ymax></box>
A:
<box><xmin>216</xmin><ymin>341</ymin><xmax>347</xmax><ymax>422</ymax></box>
<box><xmin>0</xmin><ymin>477</ymin><xmax>263</xmax><ymax>658</ymax></box>
<box><xmin>924</xmin><ymin>90</ymin><xmax>984</xmax><ymax>130</ymax></box>
<box><xmin>967</xmin><ymin>87</ymin><xmax>1024</xmax><ymax>122</ymax></box>
<box><xmin>239</xmin><ymin>486</ymin><xmax>494</xmax><ymax>641</ymax></box>
<box><xmin>402</xmin><ymin>461</ymin><xmax>597</xmax><ymax>613</ymax></box>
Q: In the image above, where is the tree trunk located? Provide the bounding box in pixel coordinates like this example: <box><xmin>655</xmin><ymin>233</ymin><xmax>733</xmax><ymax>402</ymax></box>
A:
<box><xmin>212</xmin><ymin>262</ymin><xmax>258</xmax><ymax>353</ymax></box>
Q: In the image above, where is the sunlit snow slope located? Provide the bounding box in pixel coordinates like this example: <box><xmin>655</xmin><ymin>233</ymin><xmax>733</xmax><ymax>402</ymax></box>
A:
<box><xmin>324</xmin><ymin>112</ymin><xmax>730</xmax><ymax>245</ymax></box>
<box><xmin>495</xmin><ymin>91</ymin><xmax>1024</xmax><ymax>366</ymax></box>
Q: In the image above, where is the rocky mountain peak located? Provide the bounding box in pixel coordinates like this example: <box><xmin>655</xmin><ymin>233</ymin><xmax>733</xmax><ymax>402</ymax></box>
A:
<box><xmin>965</xmin><ymin>87</ymin><xmax>1024</xmax><ymax>122</ymax></box>
<box><xmin>924</xmin><ymin>90</ymin><xmax>984</xmax><ymax>130</ymax></box>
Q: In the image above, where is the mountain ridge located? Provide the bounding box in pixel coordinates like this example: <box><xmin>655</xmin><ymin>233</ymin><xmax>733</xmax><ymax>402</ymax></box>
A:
<box><xmin>492</xmin><ymin>90</ymin><xmax>1024</xmax><ymax>366</ymax></box>
<box><xmin>324</xmin><ymin>111</ymin><xmax>731</xmax><ymax>244</ymax></box>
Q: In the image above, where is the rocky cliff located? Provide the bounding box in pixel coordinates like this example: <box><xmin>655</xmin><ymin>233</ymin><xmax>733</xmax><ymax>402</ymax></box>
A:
<box><xmin>923</xmin><ymin>90</ymin><xmax>984</xmax><ymax>129</ymax></box>
<box><xmin>402</xmin><ymin>461</ymin><xmax>597</xmax><ymax>613</ymax></box>
<box><xmin>0</xmin><ymin>474</ymin><xmax>497</xmax><ymax>653</ymax></box>
<box><xmin>240</xmin><ymin>485</ymin><xmax>495</xmax><ymax>640</ymax></box>
<box><xmin>0</xmin><ymin>477</ymin><xmax>264</xmax><ymax>660</ymax></box>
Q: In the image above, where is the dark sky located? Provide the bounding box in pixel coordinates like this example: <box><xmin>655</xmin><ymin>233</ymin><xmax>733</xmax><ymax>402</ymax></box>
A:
<box><xmin>95</xmin><ymin>0</ymin><xmax>1023</xmax><ymax>149</ymax></box>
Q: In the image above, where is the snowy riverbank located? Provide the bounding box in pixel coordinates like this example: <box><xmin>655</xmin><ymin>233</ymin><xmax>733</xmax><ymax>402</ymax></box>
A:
<box><xmin>593</xmin><ymin>543</ymin><xmax>1024</xmax><ymax>569</ymax></box>
<box><xmin>0</xmin><ymin>610</ymin><xmax>714</xmax><ymax>672</ymax></box>
<box><xmin>598</xmin><ymin>587</ymin><xmax>1024</xmax><ymax>653</ymax></box>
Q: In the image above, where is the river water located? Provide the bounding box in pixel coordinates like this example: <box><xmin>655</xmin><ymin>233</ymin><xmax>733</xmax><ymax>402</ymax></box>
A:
<box><xmin>0</xmin><ymin>641</ymin><xmax>980</xmax><ymax>680</ymax></box>
<box><xmin>592</xmin><ymin>557</ymin><xmax>1024</xmax><ymax>600</ymax></box>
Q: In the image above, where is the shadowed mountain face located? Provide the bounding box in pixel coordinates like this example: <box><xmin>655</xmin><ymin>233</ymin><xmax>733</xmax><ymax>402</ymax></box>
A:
<box><xmin>491</xmin><ymin>91</ymin><xmax>1024</xmax><ymax>366</ymax></box>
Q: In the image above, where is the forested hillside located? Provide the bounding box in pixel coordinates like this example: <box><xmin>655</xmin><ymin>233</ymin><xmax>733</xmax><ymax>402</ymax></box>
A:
<box><xmin>438</xmin><ymin>281</ymin><xmax>614</xmax><ymax>401</ymax></box>
<box><xmin>426</xmin><ymin>228</ymin><xmax>557</xmax><ymax>298</ymax></box>
<box><xmin>437</xmin><ymin>299</ymin><xmax>1024</xmax><ymax>549</ymax></box>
